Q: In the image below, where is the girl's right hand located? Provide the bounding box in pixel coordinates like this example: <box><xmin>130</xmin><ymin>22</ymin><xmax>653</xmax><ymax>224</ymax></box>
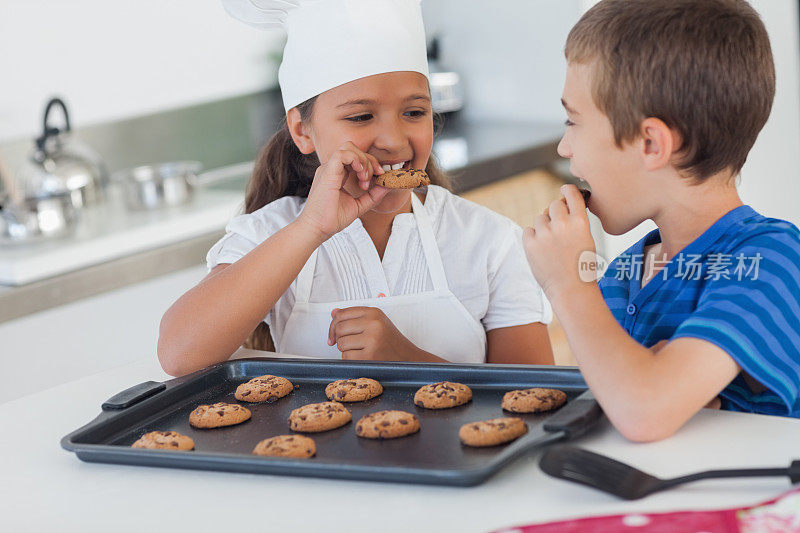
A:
<box><xmin>297</xmin><ymin>142</ymin><xmax>389</xmax><ymax>242</ymax></box>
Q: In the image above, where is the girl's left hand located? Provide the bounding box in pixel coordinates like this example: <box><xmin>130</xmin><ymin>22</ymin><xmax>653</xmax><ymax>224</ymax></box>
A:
<box><xmin>327</xmin><ymin>307</ymin><xmax>419</xmax><ymax>360</ymax></box>
<box><xmin>522</xmin><ymin>184</ymin><xmax>597</xmax><ymax>302</ymax></box>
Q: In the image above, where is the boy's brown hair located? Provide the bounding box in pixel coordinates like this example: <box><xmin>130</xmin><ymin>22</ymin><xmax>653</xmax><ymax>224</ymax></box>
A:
<box><xmin>565</xmin><ymin>0</ymin><xmax>775</xmax><ymax>180</ymax></box>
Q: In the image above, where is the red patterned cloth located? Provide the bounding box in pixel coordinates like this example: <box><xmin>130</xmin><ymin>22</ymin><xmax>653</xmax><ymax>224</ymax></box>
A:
<box><xmin>495</xmin><ymin>486</ymin><xmax>800</xmax><ymax>533</ymax></box>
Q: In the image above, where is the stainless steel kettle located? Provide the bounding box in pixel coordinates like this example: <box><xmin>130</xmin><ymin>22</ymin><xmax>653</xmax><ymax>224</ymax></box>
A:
<box><xmin>17</xmin><ymin>98</ymin><xmax>109</xmax><ymax>209</ymax></box>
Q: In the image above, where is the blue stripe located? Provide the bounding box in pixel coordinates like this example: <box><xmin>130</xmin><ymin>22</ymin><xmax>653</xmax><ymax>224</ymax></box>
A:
<box><xmin>598</xmin><ymin>209</ymin><xmax>800</xmax><ymax>418</ymax></box>
<box><xmin>702</xmin><ymin>279</ymin><xmax>800</xmax><ymax>332</ymax></box>
<box><xmin>703</xmin><ymin>298</ymin><xmax>800</xmax><ymax>371</ymax></box>
<box><xmin>673</xmin><ymin>318</ymin><xmax>797</xmax><ymax>409</ymax></box>
<box><xmin>677</xmin><ymin>310</ymin><xmax>798</xmax><ymax>391</ymax></box>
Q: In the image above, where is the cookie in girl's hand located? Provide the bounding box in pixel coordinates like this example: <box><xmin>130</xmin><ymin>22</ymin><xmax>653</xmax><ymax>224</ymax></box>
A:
<box><xmin>374</xmin><ymin>168</ymin><xmax>430</xmax><ymax>189</ymax></box>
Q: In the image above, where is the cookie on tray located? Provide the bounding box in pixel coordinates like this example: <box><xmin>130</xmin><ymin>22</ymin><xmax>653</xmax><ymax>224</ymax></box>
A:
<box><xmin>252</xmin><ymin>435</ymin><xmax>316</xmax><ymax>458</ymax></box>
<box><xmin>325</xmin><ymin>378</ymin><xmax>383</xmax><ymax>402</ymax></box>
<box><xmin>189</xmin><ymin>402</ymin><xmax>251</xmax><ymax>429</ymax></box>
<box><xmin>288</xmin><ymin>402</ymin><xmax>352</xmax><ymax>433</ymax></box>
<box><xmin>459</xmin><ymin>417</ymin><xmax>528</xmax><ymax>447</ymax></box>
<box><xmin>132</xmin><ymin>430</ymin><xmax>194</xmax><ymax>451</ymax></box>
<box><xmin>374</xmin><ymin>168</ymin><xmax>430</xmax><ymax>189</ymax></box>
<box><xmin>501</xmin><ymin>388</ymin><xmax>567</xmax><ymax>413</ymax></box>
<box><xmin>414</xmin><ymin>381</ymin><xmax>472</xmax><ymax>409</ymax></box>
<box><xmin>235</xmin><ymin>374</ymin><xmax>294</xmax><ymax>403</ymax></box>
<box><xmin>355</xmin><ymin>410</ymin><xmax>420</xmax><ymax>439</ymax></box>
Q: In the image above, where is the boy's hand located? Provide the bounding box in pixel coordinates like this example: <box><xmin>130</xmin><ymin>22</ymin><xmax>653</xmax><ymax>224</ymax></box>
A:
<box><xmin>298</xmin><ymin>142</ymin><xmax>389</xmax><ymax>243</ymax></box>
<box><xmin>523</xmin><ymin>184</ymin><xmax>597</xmax><ymax>301</ymax></box>
<box><xmin>327</xmin><ymin>307</ymin><xmax>420</xmax><ymax>361</ymax></box>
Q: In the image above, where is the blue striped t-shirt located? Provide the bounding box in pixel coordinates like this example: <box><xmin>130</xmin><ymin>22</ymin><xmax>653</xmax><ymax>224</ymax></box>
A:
<box><xmin>599</xmin><ymin>205</ymin><xmax>800</xmax><ymax>417</ymax></box>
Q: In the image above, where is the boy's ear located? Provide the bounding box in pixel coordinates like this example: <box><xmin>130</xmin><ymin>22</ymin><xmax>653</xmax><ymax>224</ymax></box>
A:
<box><xmin>286</xmin><ymin>107</ymin><xmax>315</xmax><ymax>154</ymax></box>
<box><xmin>639</xmin><ymin>117</ymin><xmax>682</xmax><ymax>171</ymax></box>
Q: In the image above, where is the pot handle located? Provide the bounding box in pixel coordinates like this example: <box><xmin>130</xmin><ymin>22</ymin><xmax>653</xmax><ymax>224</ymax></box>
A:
<box><xmin>35</xmin><ymin>97</ymin><xmax>71</xmax><ymax>153</ymax></box>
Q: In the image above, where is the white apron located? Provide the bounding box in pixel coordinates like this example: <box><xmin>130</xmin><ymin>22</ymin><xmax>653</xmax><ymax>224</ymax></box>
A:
<box><xmin>278</xmin><ymin>192</ymin><xmax>487</xmax><ymax>363</ymax></box>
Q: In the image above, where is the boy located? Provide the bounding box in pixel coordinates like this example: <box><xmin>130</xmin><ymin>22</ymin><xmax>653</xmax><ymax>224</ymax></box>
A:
<box><xmin>524</xmin><ymin>0</ymin><xmax>800</xmax><ymax>441</ymax></box>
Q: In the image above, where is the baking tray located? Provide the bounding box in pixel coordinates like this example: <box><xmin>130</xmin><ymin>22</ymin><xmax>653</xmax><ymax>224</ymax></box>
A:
<box><xmin>62</xmin><ymin>358</ymin><xmax>603</xmax><ymax>486</ymax></box>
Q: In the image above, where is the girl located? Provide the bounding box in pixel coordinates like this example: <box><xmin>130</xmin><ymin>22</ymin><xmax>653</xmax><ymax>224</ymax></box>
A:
<box><xmin>157</xmin><ymin>0</ymin><xmax>553</xmax><ymax>376</ymax></box>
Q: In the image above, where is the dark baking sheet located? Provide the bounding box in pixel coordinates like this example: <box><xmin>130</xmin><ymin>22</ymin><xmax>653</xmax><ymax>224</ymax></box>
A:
<box><xmin>62</xmin><ymin>358</ymin><xmax>603</xmax><ymax>486</ymax></box>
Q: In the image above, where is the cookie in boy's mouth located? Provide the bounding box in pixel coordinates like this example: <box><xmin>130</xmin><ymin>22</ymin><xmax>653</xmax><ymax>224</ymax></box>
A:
<box><xmin>543</xmin><ymin>188</ymin><xmax>592</xmax><ymax>216</ymax></box>
<box><xmin>374</xmin><ymin>168</ymin><xmax>431</xmax><ymax>189</ymax></box>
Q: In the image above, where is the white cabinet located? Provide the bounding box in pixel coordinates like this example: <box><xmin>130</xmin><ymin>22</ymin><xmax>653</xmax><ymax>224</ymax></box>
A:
<box><xmin>0</xmin><ymin>265</ymin><xmax>206</xmax><ymax>404</ymax></box>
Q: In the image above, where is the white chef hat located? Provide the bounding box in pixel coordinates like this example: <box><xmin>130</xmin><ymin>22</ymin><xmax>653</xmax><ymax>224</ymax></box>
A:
<box><xmin>222</xmin><ymin>0</ymin><xmax>430</xmax><ymax>112</ymax></box>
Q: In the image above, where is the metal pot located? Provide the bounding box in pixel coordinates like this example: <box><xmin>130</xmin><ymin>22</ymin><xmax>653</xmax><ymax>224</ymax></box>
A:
<box><xmin>113</xmin><ymin>161</ymin><xmax>202</xmax><ymax>210</ymax></box>
<box><xmin>19</xmin><ymin>98</ymin><xmax>109</xmax><ymax>209</ymax></box>
<box><xmin>427</xmin><ymin>37</ymin><xmax>464</xmax><ymax>114</ymax></box>
<box><xmin>0</xmin><ymin>191</ymin><xmax>78</xmax><ymax>245</ymax></box>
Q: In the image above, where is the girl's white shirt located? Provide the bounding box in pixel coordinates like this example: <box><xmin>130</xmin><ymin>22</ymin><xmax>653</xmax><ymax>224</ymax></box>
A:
<box><xmin>206</xmin><ymin>185</ymin><xmax>552</xmax><ymax>351</ymax></box>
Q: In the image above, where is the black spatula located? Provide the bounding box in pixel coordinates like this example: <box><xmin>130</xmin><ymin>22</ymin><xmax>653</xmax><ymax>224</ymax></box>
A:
<box><xmin>540</xmin><ymin>444</ymin><xmax>800</xmax><ymax>500</ymax></box>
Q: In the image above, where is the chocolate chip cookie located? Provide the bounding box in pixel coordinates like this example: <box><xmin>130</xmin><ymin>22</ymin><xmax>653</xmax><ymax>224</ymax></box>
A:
<box><xmin>235</xmin><ymin>374</ymin><xmax>294</xmax><ymax>403</ymax></box>
<box><xmin>355</xmin><ymin>410</ymin><xmax>420</xmax><ymax>439</ymax></box>
<box><xmin>325</xmin><ymin>378</ymin><xmax>383</xmax><ymax>402</ymax></box>
<box><xmin>252</xmin><ymin>435</ymin><xmax>316</xmax><ymax>458</ymax></box>
<box><xmin>501</xmin><ymin>388</ymin><xmax>567</xmax><ymax>413</ymax></box>
<box><xmin>374</xmin><ymin>168</ymin><xmax>430</xmax><ymax>189</ymax></box>
<box><xmin>543</xmin><ymin>188</ymin><xmax>591</xmax><ymax>216</ymax></box>
<box><xmin>414</xmin><ymin>381</ymin><xmax>472</xmax><ymax>409</ymax></box>
<box><xmin>131</xmin><ymin>430</ymin><xmax>194</xmax><ymax>451</ymax></box>
<box><xmin>459</xmin><ymin>417</ymin><xmax>528</xmax><ymax>447</ymax></box>
<box><xmin>189</xmin><ymin>402</ymin><xmax>251</xmax><ymax>429</ymax></box>
<box><xmin>288</xmin><ymin>401</ymin><xmax>352</xmax><ymax>433</ymax></box>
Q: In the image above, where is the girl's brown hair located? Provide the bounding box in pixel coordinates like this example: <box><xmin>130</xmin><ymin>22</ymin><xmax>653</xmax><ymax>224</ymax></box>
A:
<box><xmin>243</xmin><ymin>97</ymin><xmax>452</xmax><ymax>351</ymax></box>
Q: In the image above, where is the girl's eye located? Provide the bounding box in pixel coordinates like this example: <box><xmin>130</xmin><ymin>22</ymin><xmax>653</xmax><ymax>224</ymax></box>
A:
<box><xmin>346</xmin><ymin>114</ymin><xmax>373</xmax><ymax>122</ymax></box>
<box><xmin>564</xmin><ymin>119</ymin><xmax>575</xmax><ymax>127</ymax></box>
<box><xmin>404</xmin><ymin>110</ymin><xmax>427</xmax><ymax>118</ymax></box>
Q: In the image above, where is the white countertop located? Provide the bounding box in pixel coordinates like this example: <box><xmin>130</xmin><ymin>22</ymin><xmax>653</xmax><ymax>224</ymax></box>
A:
<box><xmin>0</xmin><ymin>186</ymin><xmax>243</xmax><ymax>286</ymax></box>
<box><xmin>2</xmin><ymin>355</ymin><xmax>798</xmax><ymax>532</ymax></box>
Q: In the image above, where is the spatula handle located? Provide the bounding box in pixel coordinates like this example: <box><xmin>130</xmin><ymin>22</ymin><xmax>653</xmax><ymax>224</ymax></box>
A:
<box><xmin>665</xmin><ymin>464</ymin><xmax>797</xmax><ymax>489</ymax></box>
<box><xmin>790</xmin><ymin>460</ymin><xmax>800</xmax><ymax>484</ymax></box>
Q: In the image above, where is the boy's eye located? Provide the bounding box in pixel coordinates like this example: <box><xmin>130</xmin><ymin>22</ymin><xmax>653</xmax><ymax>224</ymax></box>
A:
<box><xmin>346</xmin><ymin>114</ymin><xmax>373</xmax><ymax>122</ymax></box>
<box><xmin>564</xmin><ymin>119</ymin><xmax>575</xmax><ymax>127</ymax></box>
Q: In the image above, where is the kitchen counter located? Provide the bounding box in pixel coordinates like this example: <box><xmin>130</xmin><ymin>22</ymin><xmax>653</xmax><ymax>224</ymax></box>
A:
<box><xmin>0</xmin><ymin>89</ymin><xmax>565</xmax><ymax>322</ymax></box>
<box><xmin>2</xmin><ymin>352</ymin><xmax>798</xmax><ymax>532</ymax></box>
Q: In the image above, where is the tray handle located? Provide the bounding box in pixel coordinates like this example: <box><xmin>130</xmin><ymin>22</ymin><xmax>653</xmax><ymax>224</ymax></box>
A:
<box><xmin>543</xmin><ymin>398</ymin><xmax>603</xmax><ymax>440</ymax></box>
<box><xmin>101</xmin><ymin>380</ymin><xmax>166</xmax><ymax>410</ymax></box>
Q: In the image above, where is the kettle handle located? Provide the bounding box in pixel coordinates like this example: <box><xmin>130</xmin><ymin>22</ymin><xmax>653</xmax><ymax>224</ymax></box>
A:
<box><xmin>35</xmin><ymin>97</ymin><xmax>71</xmax><ymax>152</ymax></box>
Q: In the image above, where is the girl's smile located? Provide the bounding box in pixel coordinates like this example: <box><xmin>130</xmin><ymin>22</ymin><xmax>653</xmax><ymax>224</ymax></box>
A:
<box><xmin>287</xmin><ymin>70</ymin><xmax>433</xmax><ymax>217</ymax></box>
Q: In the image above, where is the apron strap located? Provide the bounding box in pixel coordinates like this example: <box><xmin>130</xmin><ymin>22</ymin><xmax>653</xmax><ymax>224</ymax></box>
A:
<box><xmin>295</xmin><ymin>249</ymin><xmax>318</xmax><ymax>304</ymax></box>
<box><xmin>296</xmin><ymin>193</ymin><xmax>447</xmax><ymax>302</ymax></box>
<box><xmin>411</xmin><ymin>192</ymin><xmax>449</xmax><ymax>291</ymax></box>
